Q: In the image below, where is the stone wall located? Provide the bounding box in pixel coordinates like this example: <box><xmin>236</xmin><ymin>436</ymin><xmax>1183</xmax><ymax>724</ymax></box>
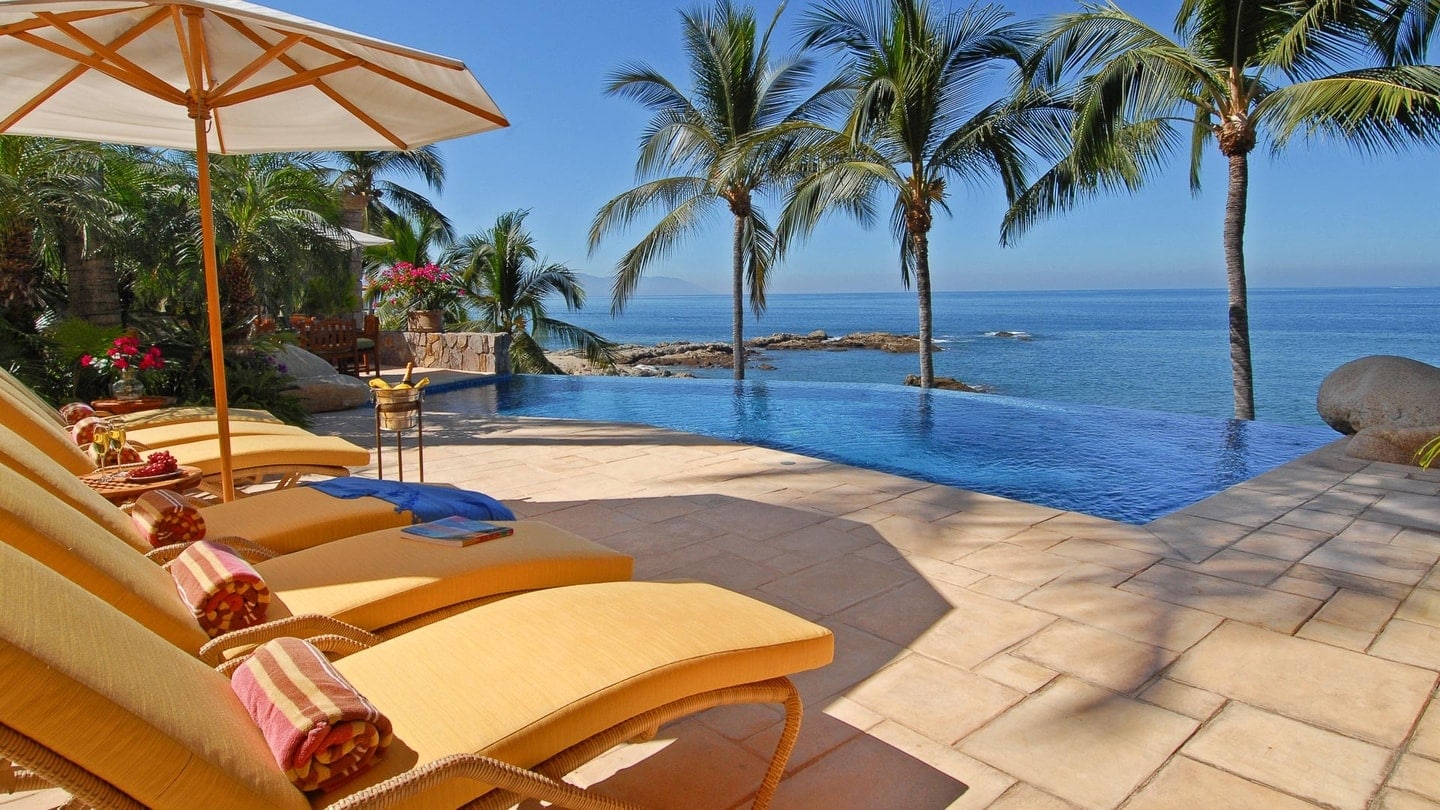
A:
<box><xmin>378</xmin><ymin>330</ymin><xmax>511</xmax><ymax>375</ymax></box>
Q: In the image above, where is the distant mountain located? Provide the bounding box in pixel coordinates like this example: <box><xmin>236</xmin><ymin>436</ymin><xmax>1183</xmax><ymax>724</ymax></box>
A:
<box><xmin>574</xmin><ymin>272</ymin><xmax>715</xmax><ymax>297</ymax></box>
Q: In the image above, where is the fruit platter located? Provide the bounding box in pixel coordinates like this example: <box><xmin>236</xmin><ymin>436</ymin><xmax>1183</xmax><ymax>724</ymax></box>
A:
<box><xmin>126</xmin><ymin>450</ymin><xmax>180</xmax><ymax>482</ymax></box>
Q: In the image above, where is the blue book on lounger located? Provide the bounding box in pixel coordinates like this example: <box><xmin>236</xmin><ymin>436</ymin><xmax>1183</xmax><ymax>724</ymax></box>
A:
<box><xmin>401</xmin><ymin>516</ymin><xmax>514</xmax><ymax>547</ymax></box>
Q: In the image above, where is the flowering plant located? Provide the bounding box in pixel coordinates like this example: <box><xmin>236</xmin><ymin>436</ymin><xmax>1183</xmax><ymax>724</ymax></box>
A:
<box><xmin>81</xmin><ymin>335</ymin><xmax>165</xmax><ymax>377</ymax></box>
<box><xmin>370</xmin><ymin>261</ymin><xmax>464</xmax><ymax>311</ymax></box>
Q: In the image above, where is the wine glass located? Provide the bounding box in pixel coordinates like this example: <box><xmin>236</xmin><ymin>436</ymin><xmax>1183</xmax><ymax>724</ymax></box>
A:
<box><xmin>89</xmin><ymin>417</ymin><xmax>112</xmax><ymax>469</ymax></box>
<box><xmin>108</xmin><ymin>418</ymin><xmax>127</xmax><ymax>465</ymax></box>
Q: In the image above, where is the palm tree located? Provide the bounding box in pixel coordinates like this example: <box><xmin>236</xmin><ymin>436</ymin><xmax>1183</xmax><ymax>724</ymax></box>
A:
<box><xmin>453</xmin><ymin>210</ymin><xmax>615</xmax><ymax>374</ymax></box>
<box><xmin>0</xmin><ymin>136</ymin><xmax>115</xmax><ymax>328</ymax></box>
<box><xmin>328</xmin><ymin>148</ymin><xmax>452</xmax><ymax>300</ymax></box>
<box><xmin>206</xmin><ymin>152</ymin><xmax>345</xmax><ymax>325</ymax></box>
<box><xmin>590</xmin><ymin>0</ymin><xmax>844</xmax><ymax>380</ymax></box>
<box><xmin>782</xmin><ymin>0</ymin><xmax>1043</xmax><ymax>389</ymax></box>
<box><xmin>1008</xmin><ymin>1</ymin><xmax>1440</xmax><ymax>419</ymax></box>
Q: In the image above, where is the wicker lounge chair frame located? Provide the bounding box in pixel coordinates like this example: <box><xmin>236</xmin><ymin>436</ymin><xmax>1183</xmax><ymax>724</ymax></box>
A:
<box><xmin>1</xmin><ymin>676</ymin><xmax>802</xmax><ymax>810</ymax></box>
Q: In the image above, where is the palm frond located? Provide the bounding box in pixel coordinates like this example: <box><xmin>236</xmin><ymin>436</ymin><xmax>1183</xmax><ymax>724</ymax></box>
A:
<box><xmin>1260</xmin><ymin>64</ymin><xmax>1440</xmax><ymax>152</ymax></box>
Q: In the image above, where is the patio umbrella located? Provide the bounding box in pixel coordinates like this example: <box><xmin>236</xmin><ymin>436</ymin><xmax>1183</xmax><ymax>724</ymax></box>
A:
<box><xmin>0</xmin><ymin>0</ymin><xmax>507</xmax><ymax>500</ymax></box>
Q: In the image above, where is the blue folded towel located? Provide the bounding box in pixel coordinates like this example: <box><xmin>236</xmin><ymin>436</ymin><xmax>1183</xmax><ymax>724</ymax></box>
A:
<box><xmin>305</xmin><ymin>479</ymin><xmax>516</xmax><ymax>523</ymax></box>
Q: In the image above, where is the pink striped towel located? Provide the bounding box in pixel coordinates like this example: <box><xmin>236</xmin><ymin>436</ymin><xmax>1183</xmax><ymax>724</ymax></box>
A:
<box><xmin>169</xmin><ymin>540</ymin><xmax>270</xmax><ymax>637</ymax></box>
<box><xmin>230</xmin><ymin>637</ymin><xmax>394</xmax><ymax>792</ymax></box>
<box><xmin>131</xmin><ymin>489</ymin><xmax>206</xmax><ymax>548</ymax></box>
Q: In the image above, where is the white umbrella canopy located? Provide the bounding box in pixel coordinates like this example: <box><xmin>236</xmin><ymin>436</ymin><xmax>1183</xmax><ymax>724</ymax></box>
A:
<box><xmin>0</xmin><ymin>0</ymin><xmax>507</xmax><ymax>499</ymax></box>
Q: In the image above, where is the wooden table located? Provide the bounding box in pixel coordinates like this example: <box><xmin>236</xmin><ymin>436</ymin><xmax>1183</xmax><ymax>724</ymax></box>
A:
<box><xmin>90</xmin><ymin>395</ymin><xmax>176</xmax><ymax>415</ymax></box>
<box><xmin>80</xmin><ymin>464</ymin><xmax>203</xmax><ymax>505</ymax></box>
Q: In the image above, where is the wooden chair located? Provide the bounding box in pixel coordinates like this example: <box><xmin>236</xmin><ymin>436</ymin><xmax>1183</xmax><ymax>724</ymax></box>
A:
<box><xmin>302</xmin><ymin>317</ymin><xmax>360</xmax><ymax>376</ymax></box>
<box><xmin>357</xmin><ymin>314</ymin><xmax>380</xmax><ymax>376</ymax></box>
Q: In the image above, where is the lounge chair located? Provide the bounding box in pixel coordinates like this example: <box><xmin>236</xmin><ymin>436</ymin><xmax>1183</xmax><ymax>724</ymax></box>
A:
<box><xmin>0</xmin><ymin>365</ymin><xmax>283</xmax><ymax>429</ymax></box>
<box><xmin>0</xmin><ymin>461</ymin><xmax>632</xmax><ymax>660</ymax></box>
<box><xmin>0</xmin><ymin>540</ymin><xmax>832</xmax><ymax>809</ymax></box>
<box><xmin>0</xmin><ymin>380</ymin><xmax>368</xmax><ymax>489</ymax></box>
<box><xmin>1</xmin><ymin>422</ymin><xmax>432</xmax><ymax>554</ymax></box>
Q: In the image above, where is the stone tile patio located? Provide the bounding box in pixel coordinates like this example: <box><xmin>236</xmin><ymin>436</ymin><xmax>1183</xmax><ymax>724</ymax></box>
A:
<box><xmin>13</xmin><ymin>373</ymin><xmax>1440</xmax><ymax>809</ymax></box>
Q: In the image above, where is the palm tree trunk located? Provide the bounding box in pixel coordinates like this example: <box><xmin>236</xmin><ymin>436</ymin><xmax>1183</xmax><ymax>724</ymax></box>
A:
<box><xmin>913</xmin><ymin>228</ymin><xmax>934</xmax><ymax>388</ymax></box>
<box><xmin>62</xmin><ymin>219</ymin><xmax>121</xmax><ymax>326</ymax></box>
<box><xmin>731</xmin><ymin>214</ymin><xmax>745</xmax><ymax>381</ymax></box>
<box><xmin>1224</xmin><ymin>152</ymin><xmax>1255</xmax><ymax>420</ymax></box>
<box><xmin>341</xmin><ymin>193</ymin><xmax>367</xmax><ymax>310</ymax></box>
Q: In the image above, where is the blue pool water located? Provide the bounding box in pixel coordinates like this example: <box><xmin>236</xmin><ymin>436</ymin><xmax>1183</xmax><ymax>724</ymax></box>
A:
<box><xmin>428</xmin><ymin>375</ymin><xmax>1336</xmax><ymax>525</ymax></box>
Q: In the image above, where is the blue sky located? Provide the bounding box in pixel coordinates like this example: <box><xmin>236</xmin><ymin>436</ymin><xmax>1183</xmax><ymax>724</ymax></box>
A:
<box><xmin>272</xmin><ymin>0</ymin><xmax>1439</xmax><ymax>294</ymax></box>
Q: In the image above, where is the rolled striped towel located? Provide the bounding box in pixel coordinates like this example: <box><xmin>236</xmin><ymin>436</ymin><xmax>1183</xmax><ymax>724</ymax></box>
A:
<box><xmin>230</xmin><ymin>637</ymin><xmax>394</xmax><ymax>793</ymax></box>
<box><xmin>58</xmin><ymin>402</ymin><xmax>94</xmax><ymax>425</ymax></box>
<box><xmin>170</xmin><ymin>540</ymin><xmax>270</xmax><ymax>637</ymax></box>
<box><xmin>131</xmin><ymin>489</ymin><xmax>206</xmax><ymax>548</ymax></box>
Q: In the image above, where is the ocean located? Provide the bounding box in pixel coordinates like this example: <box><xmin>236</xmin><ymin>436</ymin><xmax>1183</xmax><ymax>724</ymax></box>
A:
<box><xmin>553</xmin><ymin>287</ymin><xmax>1440</xmax><ymax>427</ymax></box>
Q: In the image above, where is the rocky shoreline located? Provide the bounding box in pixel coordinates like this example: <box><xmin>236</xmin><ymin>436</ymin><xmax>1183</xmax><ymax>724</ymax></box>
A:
<box><xmin>546</xmin><ymin>330</ymin><xmax>991</xmax><ymax>392</ymax></box>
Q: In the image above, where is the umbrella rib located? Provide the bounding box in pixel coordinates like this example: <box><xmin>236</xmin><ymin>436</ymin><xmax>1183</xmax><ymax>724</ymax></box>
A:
<box><xmin>209</xmin><ymin>57</ymin><xmax>362</xmax><ymax>108</ymax></box>
<box><xmin>208</xmin><ymin>32</ymin><xmax>304</xmax><ymax>99</ymax></box>
<box><xmin>11</xmin><ymin>29</ymin><xmax>185</xmax><ymax>106</ymax></box>
<box><xmin>0</xmin><ymin>9</ymin><xmax>167</xmax><ymax>133</ymax></box>
<box><xmin>221</xmin><ymin>16</ymin><xmax>409</xmax><ymax>148</ymax></box>
<box><xmin>0</xmin><ymin>8</ymin><xmax>123</xmax><ymax>38</ymax></box>
<box><xmin>305</xmin><ymin>38</ymin><xmax>509</xmax><ymax>127</ymax></box>
<box><xmin>36</xmin><ymin>11</ymin><xmax>184</xmax><ymax>104</ymax></box>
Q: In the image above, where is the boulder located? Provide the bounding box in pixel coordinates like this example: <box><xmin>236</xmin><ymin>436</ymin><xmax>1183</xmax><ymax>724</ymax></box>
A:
<box><xmin>903</xmin><ymin>374</ymin><xmax>989</xmax><ymax>393</ymax></box>
<box><xmin>1345</xmin><ymin>425</ymin><xmax>1440</xmax><ymax>466</ymax></box>
<box><xmin>273</xmin><ymin>345</ymin><xmax>370</xmax><ymax>413</ymax></box>
<box><xmin>1317</xmin><ymin>356</ymin><xmax>1440</xmax><ymax>434</ymax></box>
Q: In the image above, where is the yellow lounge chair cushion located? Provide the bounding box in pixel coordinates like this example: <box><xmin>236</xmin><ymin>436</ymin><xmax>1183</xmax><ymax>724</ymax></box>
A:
<box><xmin>258</xmin><ymin>522</ymin><xmax>634</xmax><ymax>631</ymax></box>
<box><xmin>0</xmin><ymin>462</ymin><xmax>631</xmax><ymax>655</ymax></box>
<box><xmin>0</xmin><ymin>382</ymin><xmax>97</xmax><ymax>474</ymax></box>
<box><xmin>0</xmin><ymin>424</ymin><xmax>405</xmax><ymax>553</ymax></box>
<box><xmin>200</xmin><ymin>486</ymin><xmax>413</xmax><ymax>554</ymax></box>
<box><xmin>0</xmin><ymin>422</ymin><xmax>146</xmax><ymax>549</ymax></box>
<box><xmin>0</xmin><ymin>543</ymin><xmax>309</xmax><ymax>810</ymax></box>
<box><xmin>118</xmin><ymin>405</ymin><xmax>283</xmax><ymax>429</ymax></box>
<box><xmin>0</xmin><ymin>542</ymin><xmax>830</xmax><ymax>810</ymax></box>
<box><xmin>161</xmin><ymin>433</ymin><xmax>370</xmax><ymax>476</ymax></box>
<box><xmin>0</xmin><ymin>463</ymin><xmax>212</xmax><ymax>651</ymax></box>
<box><xmin>322</xmin><ymin>580</ymin><xmax>835</xmax><ymax>806</ymax></box>
<box><xmin>127</xmin><ymin>420</ymin><xmax>312</xmax><ymax>449</ymax></box>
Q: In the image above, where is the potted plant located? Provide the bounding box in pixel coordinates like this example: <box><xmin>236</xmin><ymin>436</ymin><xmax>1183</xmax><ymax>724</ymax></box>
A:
<box><xmin>81</xmin><ymin>335</ymin><xmax>165</xmax><ymax>400</ymax></box>
<box><xmin>368</xmin><ymin>261</ymin><xmax>464</xmax><ymax>332</ymax></box>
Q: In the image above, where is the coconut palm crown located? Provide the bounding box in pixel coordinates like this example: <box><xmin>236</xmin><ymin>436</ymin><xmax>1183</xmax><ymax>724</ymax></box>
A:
<box><xmin>454</xmin><ymin>210</ymin><xmax>616</xmax><ymax>374</ymax></box>
<box><xmin>1006</xmin><ymin>0</ymin><xmax>1440</xmax><ymax>419</ymax></box>
<box><xmin>780</xmin><ymin>0</ymin><xmax>1050</xmax><ymax>388</ymax></box>
<box><xmin>590</xmin><ymin>0</ymin><xmax>846</xmax><ymax>380</ymax></box>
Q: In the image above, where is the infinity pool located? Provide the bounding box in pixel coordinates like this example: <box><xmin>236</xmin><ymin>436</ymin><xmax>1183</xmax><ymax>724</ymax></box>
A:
<box><xmin>427</xmin><ymin>375</ymin><xmax>1336</xmax><ymax>524</ymax></box>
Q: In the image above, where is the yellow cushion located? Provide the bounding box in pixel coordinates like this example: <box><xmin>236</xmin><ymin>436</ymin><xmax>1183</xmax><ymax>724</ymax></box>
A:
<box><xmin>0</xmin><ymin>367</ymin><xmax>67</xmax><ymax>426</ymax></box>
<box><xmin>0</xmin><ymin>542</ymin><xmax>309</xmax><ymax>810</ymax></box>
<box><xmin>320</xmin><ymin>580</ymin><xmax>835</xmax><ymax>806</ymax></box>
<box><xmin>0</xmin><ymin>464</ymin><xmax>212</xmax><ymax>652</ymax></box>
<box><xmin>163</xmin><ymin>433</ymin><xmax>371</xmax><ymax>476</ymax></box>
<box><xmin>128</xmin><ymin>420</ymin><xmax>312</xmax><ymax>449</ymax></box>
<box><xmin>0</xmin><ymin>421</ymin><xmax>146</xmax><ymax>550</ymax></box>
<box><xmin>120</xmin><ymin>405</ymin><xmax>283</xmax><ymax>429</ymax></box>
<box><xmin>255</xmin><ymin>522</ymin><xmax>634</xmax><ymax>631</ymax></box>
<box><xmin>200</xmin><ymin>487</ymin><xmax>413</xmax><ymax>554</ymax></box>
<box><xmin>0</xmin><ymin>383</ymin><xmax>96</xmax><ymax>474</ymax></box>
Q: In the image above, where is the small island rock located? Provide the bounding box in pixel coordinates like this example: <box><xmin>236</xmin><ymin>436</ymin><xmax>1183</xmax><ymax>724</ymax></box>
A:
<box><xmin>1317</xmin><ymin>356</ymin><xmax>1440</xmax><ymax>435</ymax></box>
<box><xmin>903</xmin><ymin>374</ymin><xmax>989</xmax><ymax>393</ymax></box>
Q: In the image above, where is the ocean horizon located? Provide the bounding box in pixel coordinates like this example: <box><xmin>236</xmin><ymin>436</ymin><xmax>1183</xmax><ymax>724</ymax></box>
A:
<box><xmin>552</xmin><ymin>286</ymin><xmax>1440</xmax><ymax>428</ymax></box>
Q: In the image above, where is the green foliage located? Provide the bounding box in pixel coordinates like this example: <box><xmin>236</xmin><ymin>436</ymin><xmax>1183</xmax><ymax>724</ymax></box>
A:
<box><xmin>222</xmin><ymin>352</ymin><xmax>310</xmax><ymax>428</ymax></box>
<box><xmin>451</xmin><ymin>210</ymin><xmax>616</xmax><ymax>374</ymax></box>
<box><xmin>1416</xmin><ymin>434</ymin><xmax>1440</xmax><ymax>469</ymax></box>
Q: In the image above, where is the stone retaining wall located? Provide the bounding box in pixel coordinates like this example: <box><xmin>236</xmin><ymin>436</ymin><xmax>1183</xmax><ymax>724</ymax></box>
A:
<box><xmin>378</xmin><ymin>330</ymin><xmax>511</xmax><ymax>375</ymax></box>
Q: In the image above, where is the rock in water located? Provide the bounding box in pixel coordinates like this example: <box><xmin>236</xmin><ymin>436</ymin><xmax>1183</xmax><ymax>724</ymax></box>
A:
<box><xmin>1317</xmin><ymin>356</ymin><xmax>1440</xmax><ymax>435</ymax></box>
<box><xmin>903</xmin><ymin>374</ymin><xmax>989</xmax><ymax>393</ymax></box>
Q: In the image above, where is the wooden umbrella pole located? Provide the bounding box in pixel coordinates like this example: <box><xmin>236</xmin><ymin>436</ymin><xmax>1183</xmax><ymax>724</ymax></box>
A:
<box><xmin>185</xmin><ymin>9</ymin><xmax>235</xmax><ymax>502</ymax></box>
